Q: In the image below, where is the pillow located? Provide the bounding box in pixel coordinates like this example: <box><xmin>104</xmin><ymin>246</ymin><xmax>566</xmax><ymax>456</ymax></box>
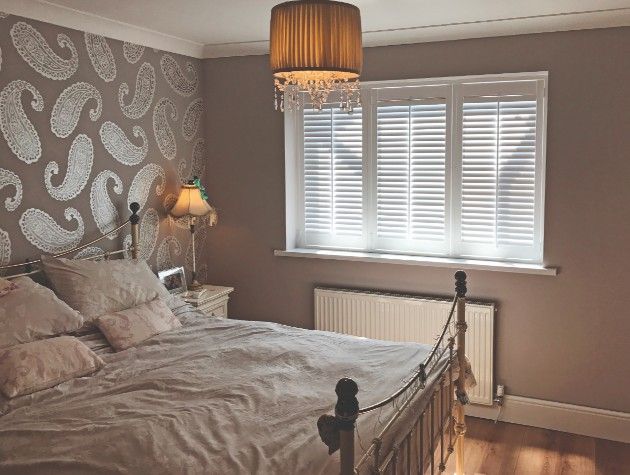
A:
<box><xmin>0</xmin><ymin>277</ymin><xmax>18</xmax><ymax>297</ymax></box>
<box><xmin>96</xmin><ymin>298</ymin><xmax>182</xmax><ymax>351</ymax></box>
<box><xmin>0</xmin><ymin>336</ymin><xmax>104</xmax><ymax>398</ymax></box>
<box><xmin>41</xmin><ymin>255</ymin><xmax>170</xmax><ymax>322</ymax></box>
<box><xmin>0</xmin><ymin>277</ymin><xmax>84</xmax><ymax>349</ymax></box>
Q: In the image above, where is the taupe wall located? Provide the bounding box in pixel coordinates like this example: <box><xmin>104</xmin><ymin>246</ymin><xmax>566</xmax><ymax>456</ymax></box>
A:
<box><xmin>203</xmin><ymin>27</ymin><xmax>630</xmax><ymax>413</ymax></box>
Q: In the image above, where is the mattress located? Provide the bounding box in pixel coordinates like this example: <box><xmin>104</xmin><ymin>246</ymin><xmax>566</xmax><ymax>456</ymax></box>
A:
<box><xmin>0</xmin><ymin>306</ymin><xmax>439</xmax><ymax>475</ymax></box>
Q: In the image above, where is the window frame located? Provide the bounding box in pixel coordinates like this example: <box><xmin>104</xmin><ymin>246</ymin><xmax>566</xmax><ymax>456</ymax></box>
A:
<box><xmin>283</xmin><ymin>71</ymin><xmax>548</xmax><ymax>264</ymax></box>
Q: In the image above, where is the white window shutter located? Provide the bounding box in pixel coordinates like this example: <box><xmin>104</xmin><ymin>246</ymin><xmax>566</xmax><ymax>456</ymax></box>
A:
<box><xmin>302</xmin><ymin>107</ymin><xmax>364</xmax><ymax>248</ymax></box>
<box><xmin>456</xmin><ymin>84</ymin><xmax>542</xmax><ymax>261</ymax></box>
<box><xmin>291</xmin><ymin>74</ymin><xmax>546</xmax><ymax>263</ymax></box>
<box><xmin>375</xmin><ymin>101</ymin><xmax>448</xmax><ymax>254</ymax></box>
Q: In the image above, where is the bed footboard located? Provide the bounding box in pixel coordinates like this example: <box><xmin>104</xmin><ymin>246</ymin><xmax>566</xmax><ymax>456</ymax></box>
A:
<box><xmin>318</xmin><ymin>271</ymin><xmax>469</xmax><ymax>475</ymax></box>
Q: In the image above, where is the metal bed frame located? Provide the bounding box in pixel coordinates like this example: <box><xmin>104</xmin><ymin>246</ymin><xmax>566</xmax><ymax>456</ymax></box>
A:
<box><xmin>0</xmin><ymin>203</ymin><xmax>141</xmax><ymax>279</ymax></box>
<box><xmin>318</xmin><ymin>271</ymin><xmax>469</xmax><ymax>474</ymax></box>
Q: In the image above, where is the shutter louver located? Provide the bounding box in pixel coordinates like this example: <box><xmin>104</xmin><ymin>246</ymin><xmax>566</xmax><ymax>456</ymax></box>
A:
<box><xmin>303</xmin><ymin>107</ymin><xmax>363</xmax><ymax>245</ymax></box>
<box><xmin>376</xmin><ymin>102</ymin><xmax>447</xmax><ymax>252</ymax></box>
<box><xmin>460</xmin><ymin>98</ymin><xmax>538</xmax><ymax>256</ymax></box>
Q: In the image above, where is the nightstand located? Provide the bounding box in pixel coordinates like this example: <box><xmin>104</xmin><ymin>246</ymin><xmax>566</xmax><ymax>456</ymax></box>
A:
<box><xmin>182</xmin><ymin>285</ymin><xmax>234</xmax><ymax>318</ymax></box>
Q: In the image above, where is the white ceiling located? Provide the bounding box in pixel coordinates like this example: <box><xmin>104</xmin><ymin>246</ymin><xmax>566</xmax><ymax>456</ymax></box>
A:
<box><xmin>2</xmin><ymin>0</ymin><xmax>630</xmax><ymax>58</ymax></box>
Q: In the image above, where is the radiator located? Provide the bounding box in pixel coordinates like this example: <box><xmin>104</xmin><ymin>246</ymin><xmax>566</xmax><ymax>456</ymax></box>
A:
<box><xmin>314</xmin><ymin>288</ymin><xmax>495</xmax><ymax>406</ymax></box>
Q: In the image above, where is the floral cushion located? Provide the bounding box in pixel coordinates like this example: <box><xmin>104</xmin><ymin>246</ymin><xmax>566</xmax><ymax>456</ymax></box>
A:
<box><xmin>96</xmin><ymin>298</ymin><xmax>182</xmax><ymax>352</ymax></box>
<box><xmin>41</xmin><ymin>256</ymin><xmax>170</xmax><ymax>322</ymax></box>
<box><xmin>0</xmin><ymin>277</ymin><xmax>18</xmax><ymax>298</ymax></box>
<box><xmin>0</xmin><ymin>277</ymin><xmax>84</xmax><ymax>350</ymax></box>
<box><xmin>0</xmin><ymin>336</ymin><xmax>104</xmax><ymax>398</ymax></box>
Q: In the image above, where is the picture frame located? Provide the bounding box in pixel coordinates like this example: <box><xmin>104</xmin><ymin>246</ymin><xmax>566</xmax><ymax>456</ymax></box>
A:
<box><xmin>158</xmin><ymin>266</ymin><xmax>187</xmax><ymax>294</ymax></box>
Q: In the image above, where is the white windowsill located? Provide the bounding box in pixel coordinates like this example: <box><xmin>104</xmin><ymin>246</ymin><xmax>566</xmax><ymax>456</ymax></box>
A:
<box><xmin>274</xmin><ymin>248</ymin><xmax>558</xmax><ymax>276</ymax></box>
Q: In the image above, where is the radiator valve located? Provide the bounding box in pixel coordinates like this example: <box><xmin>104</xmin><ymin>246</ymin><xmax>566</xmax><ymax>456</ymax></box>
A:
<box><xmin>494</xmin><ymin>384</ymin><xmax>505</xmax><ymax>406</ymax></box>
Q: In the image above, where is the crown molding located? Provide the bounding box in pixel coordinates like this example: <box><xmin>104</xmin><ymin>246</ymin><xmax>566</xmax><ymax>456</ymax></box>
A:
<box><xmin>203</xmin><ymin>7</ymin><xmax>630</xmax><ymax>58</ymax></box>
<box><xmin>0</xmin><ymin>0</ymin><xmax>205</xmax><ymax>58</ymax></box>
<box><xmin>1</xmin><ymin>1</ymin><xmax>629</xmax><ymax>60</ymax></box>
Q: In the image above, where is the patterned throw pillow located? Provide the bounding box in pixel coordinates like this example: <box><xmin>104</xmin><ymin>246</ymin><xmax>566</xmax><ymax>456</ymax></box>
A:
<box><xmin>41</xmin><ymin>256</ymin><xmax>170</xmax><ymax>322</ymax></box>
<box><xmin>0</xmin><ymin>336</ymin><xmax>104</xmax><ymax>398</ymax></box>
<box><xmin>0</xmin><ymin>277</ymin><xmax>84</xmax><ymax>350</ymax></box>
<box><xmin>96</xmin><ymin>298</ymin><xmax>182</xmax><ymax>352</ymax></box>
<box><xmin>0</xmin><ymin>277</ymin><xmax>18</xmax><ymax>298</ymax></box>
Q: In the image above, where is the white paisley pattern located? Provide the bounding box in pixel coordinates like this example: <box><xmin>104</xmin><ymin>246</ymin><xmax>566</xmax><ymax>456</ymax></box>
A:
<box><xmin>0</xmin><ymin>168</ymin><xmax>22</xmax><ymax>212</ymax></box>
<box><xmin>191</xmin><ymin>138</ymin><xmax>207</xmax><ymax>178</ymax></box>
<box><xmin>160</xmin><ymin>54</ymin><xmax>198</xmax><ymax>97</ymax></box>
<box><xmin>73</xmin><ymin>246</ymin><xmax>104</xmax><ymax>260</ymax></box>
<box><xmin>100</xmin><ymin>121</ymin><xmax>148</xmax><ymax>166</ymax></box>
<box><xmin>152</xmin><ymin>97</ymin><xmax>178</xmax><ymax>160</ymax></box>
<box><xmin>50</xmin><ymin>82</ymin><xmax>102</xmax><ymax>138</ymax></box>
<box><xmin>182</xmin><ymin>98</ymin><xmax>204</xmax><ymax>141</ymax></box>
<box><xmin>0</xmin><ymin>229</ymin><xmax>10</xmax><ymax>266</ymax></box>
<box><xmin>10</xmin><ymin>22</ymin><xmax>78</xmax><ymax>80</ymax></box>
<box><xmin>123</xmin><ymin>42</ymin><xmax>145</xmax><ymax>64</ymax></box>
<box><xmin>128</xmin><ymin>163</ymin><xmax>165</xmax><ymax>210</ymax></box>
<box><xmin>19</xmin><ymin>207</ymin><xmax>85</xmax><ymax>253</ymax></box>
<box><xmin>136</xmin><ymin>208</ymin><xmax>159</xmax><ymax>260</ymax></box>
<box><xmin>90</xmin><ymin>170</ymin><xmax>123</xmax><ymax>239</ymax></box>
<box><xmin>163</xmin><ymin>193</ymin><xmax>178</xmax><ymax>214</ymax></box>
<box><xmin>177</xmin><ymin>160</ymin><xmax>187</xmax><ymax>183</ymax></box>
<box><xmin>45</xmin><ymin>134</ymin><xmax>94</xmax><ymax>201</ymax></box>
<box><xmin>122</xmin><ymin>206</ymin><xmax>160</xmax><ymax>261</ymax></box>
<box><xmin>156</xmin><ymin>235</ymin><xmax>182</xmax><ymax>271</ymax></box>
<box><xmin>118</xmin><ymin>62</ymin><xmax>155</xmax><ymax>120</ymax></box>
<box><xmin>0</xmin><ymin>80</ymin><xmax>44</xmax><ymax>164</ymax></box>
<box><xmin>84</xmin><ymin>33</ymin><xmax>116</xmax><ymax>82</ymax></box>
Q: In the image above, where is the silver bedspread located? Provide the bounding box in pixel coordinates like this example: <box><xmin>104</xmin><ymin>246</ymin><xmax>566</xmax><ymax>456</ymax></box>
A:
<box><xmin>0</xmin><ymin>305</ymin><xmax>433</xmax><ymax>475</ymax></box>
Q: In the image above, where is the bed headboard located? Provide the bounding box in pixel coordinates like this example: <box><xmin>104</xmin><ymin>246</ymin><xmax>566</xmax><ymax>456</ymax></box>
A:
<box><xmin>0</xmin><ymin>202</ymin><xmax>141</xmax><ymax>280</ymax></box>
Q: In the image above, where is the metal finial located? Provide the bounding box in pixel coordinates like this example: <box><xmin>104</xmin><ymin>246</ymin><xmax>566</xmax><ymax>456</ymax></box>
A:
<box><xmin>129</xmin><ymin>202</ymin><xmax>140</xmax><ymax>224</ymax></box>
<box><xmin>334</xmin><ymin>378</ymin><xmax>359</xmax><ymax>429</ymax></box>
<box><xmin>455</xmin><ymin>270</ymin><xmax>467</xmax><ymax>298</ymax></box>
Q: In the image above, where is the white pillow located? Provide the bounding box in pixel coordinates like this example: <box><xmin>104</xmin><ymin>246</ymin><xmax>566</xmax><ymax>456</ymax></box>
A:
<box><xmin>0</xmin><ymin>277</ymin><xmax>84</xmax><ymax>349</ymax></box>
<box><xmin>0</xmin><ymin>336</ymin><xmax>104</xmax><ymax>398</ymax></box>
<box><xmin>41</xmin><ymin>256</ymin><xmax>170</xmax><ymax>322</ymax></box>
<box><xmin>96</xmin><ymin>298</ymin><xmax>182</xmax><ymax>351</ymax></box>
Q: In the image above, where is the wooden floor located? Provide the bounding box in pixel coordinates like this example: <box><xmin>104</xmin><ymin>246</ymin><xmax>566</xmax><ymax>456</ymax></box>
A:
<box><xmin>442</xmin><ymin>417</ymin><xmax>630</xmax><ymax>474</ymax></box>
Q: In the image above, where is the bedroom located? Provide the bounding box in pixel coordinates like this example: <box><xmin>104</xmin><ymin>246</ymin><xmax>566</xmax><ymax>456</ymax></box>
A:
<box><xmin>0</xmin><ymin>0</ymin><xmax>628</xmax><ymax>473</ymax></box>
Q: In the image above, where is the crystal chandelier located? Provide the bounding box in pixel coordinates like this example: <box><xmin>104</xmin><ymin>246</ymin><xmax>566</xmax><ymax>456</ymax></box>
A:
<box><xmin>269</xmin><ymin>0</ymin><xmax>363</xmax><ymax>112</ymax></box>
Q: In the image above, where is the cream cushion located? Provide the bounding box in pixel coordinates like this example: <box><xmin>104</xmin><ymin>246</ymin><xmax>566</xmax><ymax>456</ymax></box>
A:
<box><xmin>41</xmin><ymin>256</ymin><xmax>170</xmax><ymax>322</ymax></box>
<box><xmin>0</xmin><ymin>336</ymin><xmax>104</xmax><ymax>398</ymax></box>
<box><xmin>0</xmin><ymin>277</ymin><xmax>18</xmax><ymax>298</ymax></box>
<box><xmin>96</xmin><ymin>298</ymin><xmax>182</xmax><ymax>352</ymax></box>
<box><xmin>0</xmin><ymin>277</ymin><xmax>84</xmax><ymax>349</ymax></box>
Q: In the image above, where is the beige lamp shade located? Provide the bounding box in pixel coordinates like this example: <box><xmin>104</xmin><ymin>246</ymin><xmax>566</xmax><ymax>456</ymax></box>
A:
<box><xmin>270</xmin><ymin>0</ymin><xmax>362</xmax><ymax>80</ymax></box>
<box><xmin>170</xmin><ymin>183</ymin><xmax>213</xmax><ymax>218</ymax></box>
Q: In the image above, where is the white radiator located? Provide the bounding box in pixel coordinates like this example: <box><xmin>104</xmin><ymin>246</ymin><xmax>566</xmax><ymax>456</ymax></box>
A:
<box><xmin>315</xmin><ymin>288</ymin><xmax>495</xmax><ymax>406</ymax></box>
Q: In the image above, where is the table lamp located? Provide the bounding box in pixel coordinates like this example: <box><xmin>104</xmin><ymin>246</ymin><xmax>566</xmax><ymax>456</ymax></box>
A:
<box><xmin>170</xmin><ymin>177</ymin><xmax>215</xmax><ymax>290</ymax></box>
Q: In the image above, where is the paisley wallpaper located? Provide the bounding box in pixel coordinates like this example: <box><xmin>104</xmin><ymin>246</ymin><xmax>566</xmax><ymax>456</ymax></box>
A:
<box><xmin>0</xmin><ymin>14</ymin><xmax>209</xmax><ymax>279</ymax></box>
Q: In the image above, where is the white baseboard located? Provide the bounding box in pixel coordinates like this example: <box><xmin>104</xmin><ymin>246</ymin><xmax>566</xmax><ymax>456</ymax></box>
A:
<box><xmin>467</xmin><ymin>395</ymin><xmax>630</xmax><ymax>443</ymax></box>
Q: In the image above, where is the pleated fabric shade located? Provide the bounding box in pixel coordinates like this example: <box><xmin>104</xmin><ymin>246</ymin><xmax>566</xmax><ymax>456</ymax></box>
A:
<box><xmin>270</xmin><ymin>0</ymin><xmax>362</xmax><ymax>78</ymax></box>
<box><xmin>269</xmin><ymin>0</ymin><xmax>363</xmax><ymax>111</ymax></box>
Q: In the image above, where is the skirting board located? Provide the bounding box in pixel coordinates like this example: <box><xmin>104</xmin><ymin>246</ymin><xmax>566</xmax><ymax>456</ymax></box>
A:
<box><xmin>467</xmin><ymin>395</ymin><xmax>630</xmax><ymax>443</ymax></box>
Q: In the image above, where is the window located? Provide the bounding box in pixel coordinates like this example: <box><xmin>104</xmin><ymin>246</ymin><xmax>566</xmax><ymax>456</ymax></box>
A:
<box><xmin>284</xmin><ymin>73</ymin><xmax>547</xmax><ymax>263</ymax></box>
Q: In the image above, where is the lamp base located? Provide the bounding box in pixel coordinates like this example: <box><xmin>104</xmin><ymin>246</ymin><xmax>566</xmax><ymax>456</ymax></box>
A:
<box><xmin>189</xmin><ymin>279</ymin><xmax>203</xmax><ymax>291</ymax></box>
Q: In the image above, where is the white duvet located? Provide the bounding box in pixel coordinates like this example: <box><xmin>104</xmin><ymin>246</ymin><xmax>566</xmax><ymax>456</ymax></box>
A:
<box><xmin>0</xmin><ymin>312</ymin><xmax>435</xmax><ymax>475</ymax></box>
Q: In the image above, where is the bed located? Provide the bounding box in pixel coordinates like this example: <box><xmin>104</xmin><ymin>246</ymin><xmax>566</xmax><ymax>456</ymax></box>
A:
<box><xmin>0</xmin><ymin>203</ymin><xmax>471</xmax><ymax>475</ymax></box>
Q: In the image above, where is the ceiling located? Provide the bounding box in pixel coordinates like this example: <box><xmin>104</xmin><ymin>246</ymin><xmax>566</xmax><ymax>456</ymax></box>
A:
<box><xmin>3</xmin><ymin>0</ymin><xmax>630</xmax><ymax>58</ymax></box>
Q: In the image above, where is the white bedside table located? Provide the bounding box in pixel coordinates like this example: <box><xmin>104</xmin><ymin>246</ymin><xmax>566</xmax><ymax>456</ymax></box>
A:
<box><xmin>182</xmin><ymin>285</ymin><xmax>234</xmax><ymax>318</ymax></box>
